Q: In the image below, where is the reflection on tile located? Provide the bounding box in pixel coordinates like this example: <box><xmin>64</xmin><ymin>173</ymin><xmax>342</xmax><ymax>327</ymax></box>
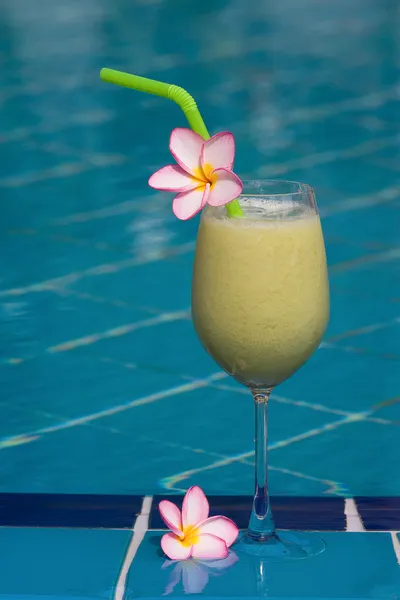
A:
<box><xmin>126</xmin><ymin>531</ymin><xmax>400</xmax><ymax>598</ymax></box>
<box><xmin>0</xmin><ymin>527</ymin><xmax>130</xmax><ymax>597</ymax></box>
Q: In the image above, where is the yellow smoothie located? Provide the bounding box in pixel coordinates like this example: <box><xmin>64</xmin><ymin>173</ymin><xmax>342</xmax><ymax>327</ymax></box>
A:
<box><xmin>192</xmin><ymin>199</ymin><xmax>329</xmax><ymax>388</ymax></box>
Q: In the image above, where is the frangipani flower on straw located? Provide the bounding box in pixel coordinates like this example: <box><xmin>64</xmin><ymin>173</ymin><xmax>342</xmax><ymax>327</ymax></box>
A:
<box><xmin>149</xmin><ymin>128</ymin><xmax>243</xmax><ymax>220</ymax></box>
<box><xmin>159</xmin><ymin>486</ymin><xmax>239</xmax><ymax>560</ymax></box>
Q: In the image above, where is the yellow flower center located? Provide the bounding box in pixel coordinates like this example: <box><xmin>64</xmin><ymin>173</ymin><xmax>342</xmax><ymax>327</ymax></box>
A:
<box><xmin>201</xmin><ymin>162</ymin><xmax>214</xmax><ymax>181</ymax></box>
<box><xmin>180</xmin><ymin>524</ymin><xmax>200</xmax><ymax>547</ymax></box>
<box><xmin>192</xmin><ymin>163</ymin><xmax>215</xmax><ymax>184</ymax></box>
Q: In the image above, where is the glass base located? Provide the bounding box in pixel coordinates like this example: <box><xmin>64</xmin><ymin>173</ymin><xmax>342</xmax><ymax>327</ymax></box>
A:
<box><xmin>236</xmin><ymin>530</ymin><xmax>326</xmax><ymax>560</ymax></box>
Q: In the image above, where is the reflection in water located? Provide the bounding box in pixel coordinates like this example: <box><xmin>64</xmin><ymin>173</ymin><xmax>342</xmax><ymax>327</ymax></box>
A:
<box><xmin>256</xmin><ymin>558</ymin><xmax>269</xmax><ymax>597</ymax></box>
<box><xmin>162</xmin><ymin>550</ymin><xmax>238</xmax><ymax>595</ymax></box>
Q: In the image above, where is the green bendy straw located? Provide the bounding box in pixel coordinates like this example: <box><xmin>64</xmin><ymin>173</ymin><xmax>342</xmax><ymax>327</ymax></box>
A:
<box><xmin>100</xmin><ymin>68</ymin><xmax>243</xmax><ymax>218</ymax></box>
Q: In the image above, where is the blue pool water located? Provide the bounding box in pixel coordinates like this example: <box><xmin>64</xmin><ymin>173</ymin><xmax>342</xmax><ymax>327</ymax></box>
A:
<box><xmin>0</xmin><ymin>0</ymin><xmax>399</xmax><ymax>597</ymax></box>
<box><xmin>1</xmin><ymin>0</ymin><xmax>399</xmax><ymax>498</ymax></box>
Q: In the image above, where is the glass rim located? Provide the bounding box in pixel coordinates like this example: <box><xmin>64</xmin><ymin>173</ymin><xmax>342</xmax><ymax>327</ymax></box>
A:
<box><xmin>239</xmin><ymin>179</ymin><xmax>314</xmax><ymax>198</ymax></box>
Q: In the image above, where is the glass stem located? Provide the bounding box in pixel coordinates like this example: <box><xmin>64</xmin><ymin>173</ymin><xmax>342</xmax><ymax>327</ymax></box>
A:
<box><xmin>248</xmin><ymin>389</ymin><xmax>275</xmax><ymax>541</ymax></box>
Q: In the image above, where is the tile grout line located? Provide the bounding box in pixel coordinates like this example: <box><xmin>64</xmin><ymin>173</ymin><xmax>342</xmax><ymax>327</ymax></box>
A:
<box><xmin>114</xmin><ymin>495</ymin><xmax>153</xmax><ymax>600</ymax></box>
<box><xmin>0</xmin><ymin>183</ymin><xmax>396</xmax><ymax>301</ymax></box>
<box><xmin>344</xmin><ymin>498</ymin><xmax>366</xmax><ymax>532</ymax></box>
<box><xmin>0</xmin><ymin>241</ymin><xmax>195</xmax><ymax>298</ymax></box>
<box><xmin>390</xmin><ymin>532</ymin><xmax>400</xmax><ymax>566</ymax></box>
<box><xmin>0</xmin><ymin>371</ymin><xmax>228</xmax><ymax>449</ymax></box>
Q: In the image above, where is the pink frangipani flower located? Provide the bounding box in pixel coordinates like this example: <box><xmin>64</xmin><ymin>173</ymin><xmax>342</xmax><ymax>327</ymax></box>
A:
<box><xmin>149</xmin><ymin>128</ymin><xmax>243</xmax><ymax>220</ymax></box>
<box><xmin>159</xmin><ymin>486</ymin><xmax>239</xmax><ymax>560</ymax></box>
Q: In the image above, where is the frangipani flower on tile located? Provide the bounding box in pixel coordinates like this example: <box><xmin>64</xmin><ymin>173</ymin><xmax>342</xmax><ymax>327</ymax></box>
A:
<box><xmin>159</xmin><ymin>486</ymin><xmax>239</xmax><ymax>560</ymax></box>
<box><xmin>149</xmin><ymin>128</ymin><xmax>243</xmax><ymax>220</ymax></box>
<box><xmin>162</xmin><ymin>550</ymin><xmax>239</xmax><ymax>595</ymax></box>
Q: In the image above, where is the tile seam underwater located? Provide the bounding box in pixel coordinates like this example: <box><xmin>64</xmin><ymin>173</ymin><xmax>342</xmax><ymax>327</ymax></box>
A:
<box><xmin>0</xmin><ymin>371</ymin><xmax>228</xmax><ymax>449</ymax></box>
<box><xmin>46</xmin><ymin>309</ymin><xmax>190</xmax><ymax>354</ymax></box>
<box><xmin>114</xmin><ymin>495</ymin><xmax>153</xmax><ymax>600</ymax></box>
<box><xmin>0</xmin><ymin>183</ymin><xmax>396</xmax><ymax>300</ymax></box>
<box><xmin>0</xmin><ymin>241</ymin><xmax>195</xmax><ymax>298</ymax></box>
<box><xmin>160</xmin><ymin>414</ymin><xmax>353</xmax><ymax>490</ymax></box>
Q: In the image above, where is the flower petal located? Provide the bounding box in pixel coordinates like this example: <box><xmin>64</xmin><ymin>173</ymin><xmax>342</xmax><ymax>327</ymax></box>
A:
<box><xmin>149</xmin><ymin>165</ymin><xmax>198</xmax><ymax>192</ymax></box>
<box><xmin>182</xmin><ymin>563</ymin><xmax>209</xmax><ymax>594</ymax></box>
<box><xmin>170</xmin><ymin>128</ymin><xmax>205</xmax><ymax>177</ymax></box>
<box><xmin>191</xmin><ymin>534</ymin><xmax>228</xmax><ymax>560</ymax></box>
<box><xmin>161</xmin><ymin>533</ymin><xmax>193</xmax><ymax>560</ymax></box>
<box><xmin>207</xmin><ymin>168</ymin><xmax>243</xmax><ymax>207</ymax></box>
<box><xmin>197</xmin><ymin>516</ymin><xmax>239</xmax><ymax>548</ymax></box>
<box><xmin>172</xmin><ymin>185</ymin><xmax>209</xmax><ymax>220</ymax></box>
<box><xmin>201</xmin><ymin>132</ymin><xmax>235</xmax><ymax>172</ymax></box>
<box><xmin>182</xmin><ymin>486</ymin><xmax>210</xmax><ymax>529</ymax></box>
<box><xmin>159</xmin><ymin>501</ymin><xmax>183</xmax><ymax>538</ymax></box>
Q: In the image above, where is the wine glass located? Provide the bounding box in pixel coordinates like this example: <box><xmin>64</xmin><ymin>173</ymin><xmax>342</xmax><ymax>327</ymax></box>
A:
<box><xmin>192</xmin><ymin>180</ymin><xmax>330</xmax><ymax>558</ymax></box>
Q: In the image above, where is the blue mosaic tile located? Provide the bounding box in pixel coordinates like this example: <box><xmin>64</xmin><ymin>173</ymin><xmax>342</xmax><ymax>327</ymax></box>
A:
<box><xmin>63</xmin><ymin>318</ymin><xmax>218</xmax><ymax>378</ymax></box>
<box><xmin>325</xmin><ymin>202</ymin><xmax>400</xmax><ymax>248</ymax></box>
<box><xmin>0</xmin><ymin>492</ymin><xmax>142</xmax><ymax>528</ymax></box>
<box><xmin>0</xmin><ymin>421</ymin><xmax>220</xmax><ymax>494</ymax></box>
<box><xmin>151</xmin><ymin>496</ymin><xmax>345</xmax><ymax>531</ymax></box>
<box><xmin>280</xmin><ymin>345</ymin><xmax>399</xmax><ymax>414</ymax></box>
<box><xmin>0</xmin><ymin>291</ymin><xmax>151</xmax><ymax>359</ymax></box>
<box><xmin>97</xmin><ymin>384</ymin><xmax>336</xmax><ymax>470</ymax></box>
<box><xmin>70</xmin><ymin>251</ymin><xmax>196</xmax><ymax>313</ymax></box>
<box><xmin>356</xmin><ymin>497</ymin><xmax>400</xmax><ymax>531</ymax></box>
<box><xmin>0</xmin><ymin>353</ymin><xmax>180</xmax><ymax>435</ymax></box>
<box><xmin>126</xmin><ymin>531</ymin><xmax>400</xmax><ymax>598</ymax></box>
<box><xmin>334</xmin><ymin>320</ymin><xmax>400</xmax><ymax>357</ymax></box>
<box><xmin>272</xmin><ymin>419</ymin><xmax>400</xmax><ymax>497</ymax></box>
<box><xmin>0</xmin><ymin>527</ymin><xmax>130</xmax><ymax>598</ymax></box>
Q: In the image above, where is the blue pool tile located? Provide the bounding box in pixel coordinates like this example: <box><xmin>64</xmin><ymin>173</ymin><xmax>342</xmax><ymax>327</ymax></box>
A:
<box><xmin>1</xmin><ymin>161</ymin><xmax>142</xmax><ymax>230</ymax></box>
<box><xmin>0</xmin><ymin>354</ymin><xmax>180</xmax><ymax>434</ymax></box>
<box><xmin>334</xmin><ymin>320</ymin><xmax>400</xmax><ymax>356</ymax></box>
<box><xmin>371</xmin><ymin>400</ymin><xmax>400</xmax><ymax>423</ymax></box>
<box><xmin>356</xmin><ymin>497</ymin><xmax>400</xmax><ymax>531</ymax></box>
<box><xmin>272</xmin><ymin>418</ymin><xmax>400</xmax><ymax>497</ymax></box>
<box><xmin>0</xmin><ymin>233</ymin><xmax>116</xmax><ymax>292</ymax></box>
<box><xmin>0</xmin><ymin>291</ymin><xmax>151</xmax><ymax>359</ymax></box>
<box><xmin>0</xmin><ymin>138</ymin><xmax>77</xmax><ymax>181</ymax></box>
<box><xmin>0</xmin><ymin>527</ymin><xmax>130</xmax><ymax>598</ymax></box>
<box><xmin>280</xmin><ymin>345</ymin><xmax>399</xmax><ymax>413</ymax></box>
<box><xmin>0</xmin><ymin>424</ymin><xmax>218</xmax><ymax>494</ymax></box>
<box><xmin>99</xmin><ymin>384</ymin><xmax>335</xmax><ymax>467</ymax></box>
<box><xmin>2</xmin><ymin>493</ymin><xmax>400</xmax><ymax>532</ymax></box>
<box><xmin>151</xmin><ymin>496</ymin><xmax>345</xmax><ymax>531</ymax></box>
<box><xmin>310</xmin><ymin>156</ymin><xmax>400</xmax><ymax>198</ymax></box>
<box><xmin>56</xmin><ymin>199</ymin><xmax>199</xmax><ymax>256</ymax></box>
<box><xmin>70</xmin><ymin>251</ymin><xmax>195</xmax><ymax>313</ymax></box>
<box><xmin>330</xmin><ymin>250</ymin><xmax>400</xmax><ymax>299</ymax></box>
<box><xmin>327</xmin><ymin>293</ymin><xmax>399</xmax><ymax>340</ymax></box>
<box><xmin>69</xmin><ymin>317</ymin><xmax>218</xmax><ymax>378</ymax></box>
<box><xmin>126</xmin><ymin>531</ymin><xmax>400</xmax><ymax>598</ymax></box>
<box><xmin>0</xmin><ymin>492</ymin><xmax>142</xmax><ymax>528</ymax></box>
<box><xmin>324</xmin><ymin>201</ymin><xmax>400</xmax><ymax>248</ymax></box>
<box><xmin>325</xmin><ymin>239</ymin><xmax>376</xmax><ymax>267</ymax></box>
